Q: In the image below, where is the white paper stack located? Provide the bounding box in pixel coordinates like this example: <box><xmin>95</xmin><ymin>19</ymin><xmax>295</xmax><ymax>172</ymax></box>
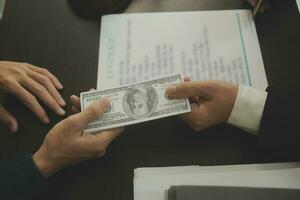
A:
<box><xmin>134</xmin><ymin>162</ymin><xmax>300</xmax><ymax>200</ymax></box>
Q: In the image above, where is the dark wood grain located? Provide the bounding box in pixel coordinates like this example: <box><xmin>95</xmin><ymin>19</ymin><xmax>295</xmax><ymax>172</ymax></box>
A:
<box><xmin>0</xmin><ymin>0</ymin><xmax>299</xmax><ymax>199</ymax></box>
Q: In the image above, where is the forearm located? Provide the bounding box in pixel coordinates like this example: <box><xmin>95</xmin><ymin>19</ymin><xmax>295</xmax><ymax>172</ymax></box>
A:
<box><xmin>227</xmin><ymin>85</ymin><xmax>300</xmax><ymax>160</ymax></box>
<box><xmin>227</xmin><ymin>85</ymin><xmax>267</xmax><ymax>135</ymax></box>
<box><xmin>259</xmin><ymin>87</ymin><xmax>300</xmax><ymax>160</ymax></box>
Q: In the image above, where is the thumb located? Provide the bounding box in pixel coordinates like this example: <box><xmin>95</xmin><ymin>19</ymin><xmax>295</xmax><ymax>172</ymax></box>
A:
<box><xmin>165</xmin><ymin>81</ymin><xmax>211</xmax><ymax>100</ymax></box>
<box><xmin>71</xmin><ymin>98</ymin><xmax>111</xmax><ymax>130</ymax></box>
<box><xmin>0</xmin><ymin>106</ymin><xmax>18</xmax><ymax>133</ymax></box>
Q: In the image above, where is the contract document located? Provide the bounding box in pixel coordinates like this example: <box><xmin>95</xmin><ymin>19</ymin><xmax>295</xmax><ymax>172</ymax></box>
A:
<box><xmin>97</xmin><ymin>10</ymin><xmax>268</xmax><ymax>90</ymax></box>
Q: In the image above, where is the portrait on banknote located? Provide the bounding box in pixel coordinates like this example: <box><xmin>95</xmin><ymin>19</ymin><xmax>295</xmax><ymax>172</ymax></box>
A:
<box><xmin>123</xmin><ymin>84</ymin><xmax>158</xmax><ymax>119</ymax></box>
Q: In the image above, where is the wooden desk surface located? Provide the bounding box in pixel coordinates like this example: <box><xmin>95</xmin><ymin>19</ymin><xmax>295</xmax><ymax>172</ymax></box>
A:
<box><xmin>0</xmin><ymin>0</ymin><xmax>299</xmax><ymax>199</ymax></box>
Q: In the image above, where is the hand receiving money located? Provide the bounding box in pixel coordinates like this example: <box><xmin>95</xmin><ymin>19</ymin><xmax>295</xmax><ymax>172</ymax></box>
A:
<box><xmin>33</xmin><ymin>95</ymin><xmax>124</xmax><ymax>178</ymax></box>
<box><xmin>0</xmin><ymin>61</ymin><xmax>65</xmax><ymax>132</ymax></box>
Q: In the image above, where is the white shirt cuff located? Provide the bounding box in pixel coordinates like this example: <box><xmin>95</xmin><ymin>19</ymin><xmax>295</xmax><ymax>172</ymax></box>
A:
<box><xmin>227</xmin><ymin>85</ymin><xmax>267</xmax><ymax>135</ymax></box>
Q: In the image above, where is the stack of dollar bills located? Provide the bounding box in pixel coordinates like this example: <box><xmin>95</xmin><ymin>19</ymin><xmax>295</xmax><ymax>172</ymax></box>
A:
<box><xmin>80</xmin><ymin>74</ymin><xmax>191</xmax><ymax>133</ymax></box>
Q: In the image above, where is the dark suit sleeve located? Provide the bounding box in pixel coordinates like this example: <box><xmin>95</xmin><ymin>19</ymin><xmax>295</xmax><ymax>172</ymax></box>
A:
<box><xmin>259</xmin><ymin>86</ymin><xmax>300</xmax><ymax>160</ymax></box>
<box><xmin>0</xmin><ymin>152</ymin><xmax>48</xmax><ymax>199</ymax></box>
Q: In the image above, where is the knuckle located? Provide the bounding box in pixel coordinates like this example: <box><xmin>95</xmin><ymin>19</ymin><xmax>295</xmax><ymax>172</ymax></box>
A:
<box><xmin>94</xmin><ymin>148</ymin><xmax>106</xmax><ymax>157</ymax></box>
<box><xmin>12</xmin><ymin>68</ymin><xmax>26</xmax><ymax>77</ymax></box>
<box><xmin>41</xmin><ymin>68</ymin><xmax>49</xmax><ymax>74</ymax></box>
<box><xmin>0</xmin><ymin>76</ymin><xmax>13</xmax><ymax>85</ymax></box>
<box><xmin>40</xmin><ymin>75</ymin><xmax>51</xmax><ymax>85</ymax></box>
<box><xmin>35</xmin><ymin>86</ymin><xmax>45</xmax><ymax>95</ymax></box>
<box><xmin>24</xmin><ymin>95</ymin><xmax>36</xmax><ymax>105</ymax></box>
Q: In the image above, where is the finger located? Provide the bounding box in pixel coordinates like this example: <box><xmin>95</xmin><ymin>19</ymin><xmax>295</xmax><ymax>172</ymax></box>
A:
<box><xmin>25</xmin><ymin>63</ymin><xmax>63</xmax><ymax>90</ymax></box>
<box><xmin>0</xmin><ymin>106</ymin><xmax>18</xmax><ymax>132</ymax></box>
<box><xmin>70</xmin><ymin>95</ymin><xmax>80</xmax><ymax>109</ymax></box>
<box><xmin>69</xmin><ymin>87</ymin><xmax>95</xmax><ymax>114</ymax></box>
<box><xmin>70</xmin><ymin>98</ymin><xmax>111</xmax><ymax>130</ymax></box>
<box><xmin>165</xmin><ymin>81</ymin><xmax>211</xmax><ymax>100</ymax></box>
<box><xmin>27</xmin><ymin>70</ymin><xmax>65</xmax><ymax>107</ymax></box>
<box><xmin>7</xmin><ymin>81</ymin><xmax>50</xmax><ymax>123</ymax></box>
<box><xmin>70</xmin><ymin>88</ymin><xmax>95</xmax><ymax>109</ymax></box>
<box><xmin>21</xmin><ymin>77</ymin><xmax>65</xmax><ymax>116</ymax></box>
<box><xmin>180</xmin><ymin>103</ymin><xmax>198</xmax><ymax>121</ymax></box>
<box><xmin>70</xmin><ymin>95</ymin><xmax>81</xmax><ymax>114</ymax></box>
<box><xmin>189</xmin><ymin>96</ymin><xmax>200</xmax><ymax>104</ymax></box>
<box><xmin>180</xmin><ymin>103</ymin><xmax>203</xmax><ymax>130</ymax></box>
<box><xmin>71</xmin><ymin>106</ymin><xmax>81</xmax><ymax>114</ymax></box>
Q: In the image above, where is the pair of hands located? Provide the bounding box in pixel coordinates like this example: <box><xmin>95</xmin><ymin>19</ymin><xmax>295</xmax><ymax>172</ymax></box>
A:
<box><xmin>0</xmin><ymin>61</ymin><xmax>238</xmax><ymax>178</ymax></box>
<box><xmin>33</xmin><ymin>96</ymin><xmax>124</xmax><ymax>178</ymax></box>
<box><xmin>33</xmin><ymin>78</ymin><xmax>238</xmax><ymax>178</ymax></box>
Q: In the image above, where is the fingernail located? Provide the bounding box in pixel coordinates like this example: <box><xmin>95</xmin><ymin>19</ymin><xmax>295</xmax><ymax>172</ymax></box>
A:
<box><xmin>43</xmin><ymin>116</ymin><xmax>50</xmax><ymax>124</ymax></box>
<box><xmin>58</xmin><ymin>108</ymin><xmax>66</xmax><ymax>116</ymax></box>
<box><xmin>165</xmin><ymin>85</ymin><xmax>177</xmax><ymax>99</ymax></box>
<box><xmin>70</xmin><ymin>95</ymin><xmax>76</xmax><ymax>100</ymax></box>
<box><xmin>59</xmin><ymin>98</ymin><xmax>66</xmax><ymax>106</ymax></box>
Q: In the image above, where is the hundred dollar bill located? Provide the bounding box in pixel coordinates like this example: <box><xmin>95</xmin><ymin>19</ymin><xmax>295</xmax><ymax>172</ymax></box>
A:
<box><xmin>80</xmin><ymin>74</ymin><xmax>191</xmax><ymax>133</ymax></box>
